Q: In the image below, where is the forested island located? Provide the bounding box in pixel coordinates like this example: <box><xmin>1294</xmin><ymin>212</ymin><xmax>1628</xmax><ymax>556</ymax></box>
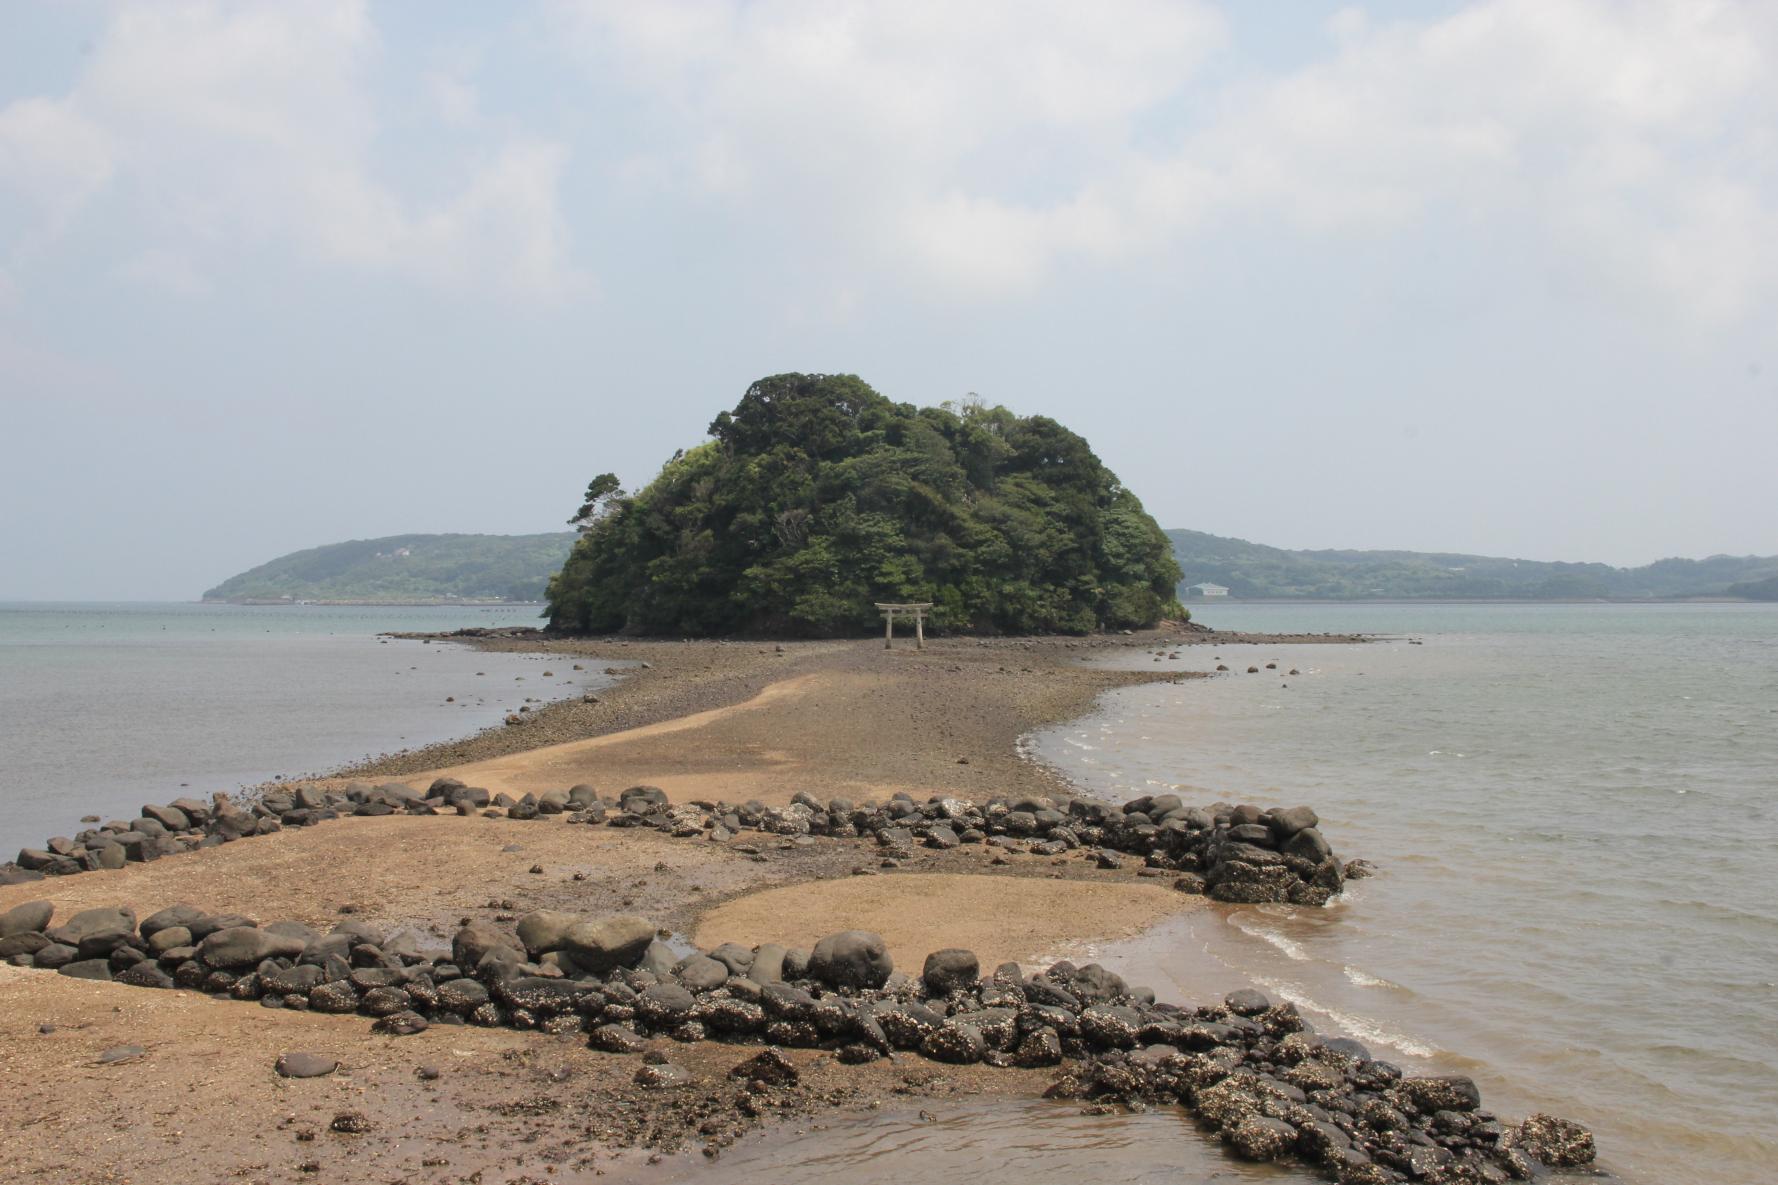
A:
<box><xmin>1171</xmin><ymin>529</ymin><xmax>1778</xmax><ymax>600</ymax></box>
<box><xmin>202</xmin><ymin>532</ymin><xmax>575</xmax><ymax>604</ymax></box>
<box><xmin>546</xmin><ymin>373</ymin><xmax>1184</xmax><ymax>635</ymax></box>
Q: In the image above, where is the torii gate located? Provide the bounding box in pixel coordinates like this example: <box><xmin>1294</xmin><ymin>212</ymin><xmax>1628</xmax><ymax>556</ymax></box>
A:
<box><xmin>875</xmin><ymin>602</ymin><xmax>932</xmax><ymax>650</ymax></box>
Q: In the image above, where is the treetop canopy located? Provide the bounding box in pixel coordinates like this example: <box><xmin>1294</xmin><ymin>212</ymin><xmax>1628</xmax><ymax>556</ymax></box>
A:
<box><xmin>546</xmin><ymin>373</ymin><xmax>1183</xmax><ymax>637</ymax></box>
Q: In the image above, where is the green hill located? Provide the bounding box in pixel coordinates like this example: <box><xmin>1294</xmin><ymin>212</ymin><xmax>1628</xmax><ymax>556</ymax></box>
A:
<box><xmin>203</xmin><ymin>533</ymin><xmax>576</xmax><ymax>603</ymax></box>
<box><xmin>546</xmin><ymin>373</ymin><xmax>1183</xmax><ymax>636</ymax></box>
<box><xmin>1726</xmin><ymin>575</ymin><xmax>1778</xmax><ymax>601</ymax></box>
<box><xmin>1169</xmin><ymin>528</ymin><xmax>1778</xmax><ymax>600</ymax></box>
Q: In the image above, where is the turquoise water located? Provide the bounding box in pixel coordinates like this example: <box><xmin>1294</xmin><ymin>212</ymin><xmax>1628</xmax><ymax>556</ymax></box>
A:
<box><xmin>1033</xmin><ymin>602</ymin><xmax>1778</xmax><ymax>1185</ymax></box>
<box><xmin>0</xmin><ymin>602</ymin><xmax>598</xmax><ymax>853</ymax></box>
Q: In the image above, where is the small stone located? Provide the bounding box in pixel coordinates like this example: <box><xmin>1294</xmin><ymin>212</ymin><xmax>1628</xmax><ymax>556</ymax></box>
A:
<box><xmin>330</xmin><ymin>1111</ymin><xmax>371</xmax><ymax>1135</ymax></box>
<box><xmin>96</xmin><ymin>1044</ymin><xmax>145</xmax><ymax>1065</ymax></box>
<box><xmin>275</xmin><ymin>1053</ymin><xmax>339</xmax><ymax>1079</ymax></box>
<box><xmin>372</xmin><ymin>1010</ymin><xmax>429</xmax><ymax>1036</ymax></box>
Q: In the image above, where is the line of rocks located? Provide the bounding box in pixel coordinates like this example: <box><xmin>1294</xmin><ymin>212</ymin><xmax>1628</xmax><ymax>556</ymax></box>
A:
<box><xmin>6</xmin><ymin>780</ymin><xmax>1364</xmax><ymax>907</ymax></box>
<box><xmin>0</xmin><ymin>898</ymin><xmax>1590</xmax><ymax>1183</ymax></box>
<box><xmin>4</xmin><ymin>794</ymin><xmax>275</xmax><ymax>882</ymax></box>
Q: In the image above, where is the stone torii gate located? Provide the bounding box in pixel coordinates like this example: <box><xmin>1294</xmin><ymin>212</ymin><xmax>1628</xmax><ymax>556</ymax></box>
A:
<box><xmin>875</xmin><ymin>602</ymin><xmax>932</xmax><ymax>650</ymax></box>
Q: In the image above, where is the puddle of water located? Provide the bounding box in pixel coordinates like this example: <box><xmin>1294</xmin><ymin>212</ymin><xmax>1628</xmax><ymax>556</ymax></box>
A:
<box><xmin>607</xmin><ymin>1098</ymin><xmax>1296</xmax><ymax>1184</ymax></box>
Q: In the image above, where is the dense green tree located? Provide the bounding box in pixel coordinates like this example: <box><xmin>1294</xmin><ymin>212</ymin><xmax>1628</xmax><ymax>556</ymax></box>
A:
<box><xmin>546</xmin><ymin>374</ymin><xmax>1184</xmax><ymax>636</ymax></box>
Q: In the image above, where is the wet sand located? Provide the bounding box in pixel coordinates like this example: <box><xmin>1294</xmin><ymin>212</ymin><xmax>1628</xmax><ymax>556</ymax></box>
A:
<box><xmin>0</xmin><ymin>628</ymin><xmax>1352</xmax><ymax>1183</ymax></box>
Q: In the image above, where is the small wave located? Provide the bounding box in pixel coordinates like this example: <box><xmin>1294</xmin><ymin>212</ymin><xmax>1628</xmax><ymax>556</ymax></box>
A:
<box><xmin>1258</xmin><ymin>978</ymin><xmax>1442</xmax><ymax>1060</ymax></box>
<box><xmin>1062</xmin><ymin>737</ymin><xmax>1098</xmax><ymax>751</ymax></box>
<box><xmin>1230</xmin><ymin>917</ymin><xmax>1309</xmax><ymax>962</ymax></box>
<box><xmin>1342</xmin><ymin>965</ymin><xmax>1401</xmax><ymax>990</ymax></box>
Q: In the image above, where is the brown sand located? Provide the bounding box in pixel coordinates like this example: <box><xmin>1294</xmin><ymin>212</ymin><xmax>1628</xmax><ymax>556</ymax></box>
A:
<box><xmin>0</xmin><ymin>963</ymin><xmax>1053</xmax><ymax>1184</ymax></box>
<box><xmin>694</xmin><ymin>872</ymin><xmax>1201</xmax><ymax>972</ymax></box>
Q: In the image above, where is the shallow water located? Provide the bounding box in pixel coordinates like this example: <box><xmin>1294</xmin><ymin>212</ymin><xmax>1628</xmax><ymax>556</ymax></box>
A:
<box><xmin>0</xmin><ymin>601</ymin><xmax>607</xmax><ymax>853</ymax></box>
<box><xmin>1031</xmin><ymin>602</ymin><xmax>1778</xmax><ymax>1185</ymax></box>
<box><xmin>611</xmin><ymin>1099</ymin><xmax>1294</xmax><ymax>1184</ymax></box>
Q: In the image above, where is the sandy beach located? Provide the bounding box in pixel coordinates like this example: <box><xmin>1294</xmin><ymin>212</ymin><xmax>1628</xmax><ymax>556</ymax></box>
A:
<box><xmin>3</xmin><ymin>627</ymin><xmax>1320</xmax><ymax>1183</ymax></box>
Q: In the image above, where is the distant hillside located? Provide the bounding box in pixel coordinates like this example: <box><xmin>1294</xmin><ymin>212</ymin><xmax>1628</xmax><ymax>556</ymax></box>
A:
<box><xmin>203</xmin><ymin>533</ymin><xmax>577</xmax><ymax>603</ymax></box>
<box><xmin>1168</xmin><ymin>529</ymin><xmax>1778</xmax><ymax>600</ymax></box>
<box><xmin>1726</xmin><ymin>575</ymin><xmax>1778</xmax><ymax>602</ymax></box>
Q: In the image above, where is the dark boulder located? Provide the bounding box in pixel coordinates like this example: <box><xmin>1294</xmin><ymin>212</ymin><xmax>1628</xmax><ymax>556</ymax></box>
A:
<box><xmin>809</xmin><ymin>930</ymin><xmax>893</xmax><ymax>990</ymax></box>
<box><xmin>921</xmin><ymin>948</ymin><xmax>980</xmax><ymax>995</ymax></box>
<box><xmin>0</xmin><ymin>900</ymin><xmax>53</xmax><ymax>937</ymax></box>
<box><xmin>563</xmin><ymin>916</ymin><xmax>656</xmax><ymax>974</ymax></box>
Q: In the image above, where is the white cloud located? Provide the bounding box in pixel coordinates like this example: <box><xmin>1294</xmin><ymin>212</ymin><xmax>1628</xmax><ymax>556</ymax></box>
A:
<box><xmin>559</xmin><ymin>0</ymin><xmax>1778</xmax><ymax>321</ymax></box>
<box><xmin>0</xmin><ymin>0</ymin><xmax>581</xmax><ymax>299</ymax></box>
<box><xmin>0</xmin><ymin>97</ymin><xmax>115</xmax><ymax>232</ymax></box>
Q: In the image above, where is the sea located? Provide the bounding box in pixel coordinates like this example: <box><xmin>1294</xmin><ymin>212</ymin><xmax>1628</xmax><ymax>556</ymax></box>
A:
<box><xmin>0</xmin><ymin>601</ymin><xmax>599</xmax><ymax>854</ymax></box>
<box><xmin>3</xmin><ymin>601</ymin><xmax>1773</xmax><ymax>1184</ymax></box>
<box><xmin>1027</xmin><ymin>602</ymin><xmax>1778</xmax><ymax>1185</ymax></box>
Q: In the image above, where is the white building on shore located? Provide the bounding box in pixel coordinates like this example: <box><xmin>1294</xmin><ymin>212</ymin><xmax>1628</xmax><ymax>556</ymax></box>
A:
<box><xmin>1186</xmin><ymin>582</ymin><xmax>1230</xmax><ymax>598</ymax></box>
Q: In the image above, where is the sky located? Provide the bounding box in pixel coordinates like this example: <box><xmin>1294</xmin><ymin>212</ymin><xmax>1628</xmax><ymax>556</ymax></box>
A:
<box><xmin>2</xmin><ymin>0</ymin><xmax>1775</xmax><ymax>600</ymax></box>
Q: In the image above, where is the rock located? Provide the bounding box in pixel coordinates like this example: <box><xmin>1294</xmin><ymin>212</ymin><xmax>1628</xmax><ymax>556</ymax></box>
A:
<box><xmin>200</xmin><ymin>926</ymin><xmax>303</xmax><ymax>969</ymax></box>
<box><xmin>309</xmin><ymin>981</ymin><xmax>361</xmax><ymax>1013</ymax></box>
<box><xmin>32</xmin><ymin>943</ymin><xmax>78</xmax><ymax>969</ymax></box>
<box><xmin>728</xmin><ymin>1047</ymin><xmax>799</xmax><ymax>1086</ymax></box>
<box><xmin>922</xmin><ymin>1020</ymin><xmax>987</xmax><ymax>1064</ymax></box>
<box><xmin>96</xmin><ymin>1045</ymin><xmax>145</xmax><ymax>1065</ymax></box>
<box><xmin>1511</xmin><ymin>1113</ymin><xmax>1595</xmax><ymax>1167</ymax></box>
<box><xmin>1012</xmin><ymin>1026</ymin><xmax>1063</xmax><ymax>1066</ymax></box>
<box><xmin>1269</xmin><ymin>806</ymin><xmax>1319</xmax><ymax>837</ymax></box>
<box><xmin>921</xmin><ymin>948</ymin><xmax>980</xmax><ymax>995</ymax></box>
<box><xmin>0</xmin><ymin>931</ymin><xmax>50</xmax><ymax>958</ymax></box>
<box><xmin>436</xmin><ymin>978</ymin><xmax>491</xmax><ymax>1015</ymax></box>
<box><xmin>637</xmin><ymin>982</ymin><xmax>697</xmax><ymax>1025</ymax></box>
<box><xmin>749</xmin><ymin>943</ymin><xmax>788</xmax><ymax>984</ymax></box>
<box><xmin>47</xmin><ymin>906</ymin><xmax>136</xmax><ymax>948</ymax></box>
<box><xmin>275</xmin><ymin>1052</ymin><xmax>339</xmax><ymax>1078</ymax></box>
<box><xmin>0</xmin><ymin>900</ymin><xmax>53</xmax><ymax>937</ymax></box>
<box><xmin>372</xmin><ymin>1010</ymin><xmax>430</xmax><ymax>1036</ymax></box>
<box><xmin>1398</xmin><ymin>1074</ymin><xmax>1482</xmax><ymax>1113</ymax></box>
<box><xmin>452</xmin><ymin>920</ymin><xmax>524</xmax><ymax>968</ymax></box>
<box><xmin>674</xmin><ymin>954</ymin><xmax>729</xmax><ymax>992</ymax></box>
<box><xmin>140</xmin><ymin>904</ymin><xmax>208</xmax><ymax>939</ymax></box>
<box><xmin>1224</xmin><ymin>988</ymin><xmax>1271</xmax><ymax>1016</ymax></box>
<box><xmin>588</xmin><ymin>1023</ymin><xmax>648</xmax><ymax>1054</ymax></box>
<box><xmin>116</xmin><ymin>963</ymin><xmax>174</xmax><ymax>989</ymax></box>
<box><xmin>1285</xmin><ymin>827</ymin><xmax>1333</xmax><ymax>863</ymax></box>
<box><xmin>634</xmin><ymin>1062</ymin><xmax>694</xmax><ymax>1089</ymax></box>
<box><xmin>707</xmin><ymin>942</ymin><xmax>755</xmax><ymax>976</ymax></box>
<box><xmin>58</xmin><ymin>959</ymin><xmax>114</xmax><ymax>981</ymax></box>
<box><xmin>563</xmin><ymin>916</ymin><xmax>657</xmax><ymax>973</ymax></box>
<box><xmin>515</xmin><ymin>910</ymin><xmax>580</xmax><ymax>957</ymax></box>
<box><xmin>1227</xmin><ymin>1116</ymin><xmax>1297</xmax><ymax>1161</ymax></box>
<box><xmin>330</xmin><ymin>1111</ymin><xmax>371</xmax><ymax>1134</ymax></box>
<box><xmin>809</xmin><ymin>930</ymin><xmax>893</xmax><ymax>990</ymax></box>
<box><xmin>141</xmin><ymin>804</ymin><xmax>190</xmax><ymax>831</ymax></box>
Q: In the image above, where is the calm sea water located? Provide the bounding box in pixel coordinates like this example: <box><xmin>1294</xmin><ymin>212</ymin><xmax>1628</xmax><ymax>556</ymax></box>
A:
<box><xmin>0</xmin><ymin>602</ymin><xmax>603</xmax><ymax>855</ymax></box>
<box><xmin>1031</xmin><ymin>602</ymin><xmax>1778</xmax><ymax>1185</ymax></box>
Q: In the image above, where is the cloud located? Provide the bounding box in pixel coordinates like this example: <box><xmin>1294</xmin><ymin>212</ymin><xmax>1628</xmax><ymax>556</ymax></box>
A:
<box><xmin>0</xmin><ymin>0</ymin><xmax>582</xmax><ymax>299</ymax></box>
<box><xmin>558</xmin><ymin>0</ymin><xmax>1778</xmax><ymax>322</ymax></box>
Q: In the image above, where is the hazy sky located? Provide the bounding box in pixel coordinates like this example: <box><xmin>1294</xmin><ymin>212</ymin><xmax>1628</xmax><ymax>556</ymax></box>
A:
<box><xmin>3</xmin><ymin>1</ymin><xmax>1775</xmax><ymax>599</ymax></box>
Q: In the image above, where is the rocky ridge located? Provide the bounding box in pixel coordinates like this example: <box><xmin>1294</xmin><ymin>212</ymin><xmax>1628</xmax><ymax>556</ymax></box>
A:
<box><xmin>6</xmin><ymin>778</ymin><xmax>1359</xmax><ymax>908</ymax></box>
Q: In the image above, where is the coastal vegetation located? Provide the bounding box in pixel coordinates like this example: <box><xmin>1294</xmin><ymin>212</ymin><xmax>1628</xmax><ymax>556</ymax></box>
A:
<box><xmin>546</xmin><ymin>373</ymin><xmax>1185</xmax><ymax>636</ymax></box>
<box><xmin>202</xmin><ymin>533</ymin><xmax>575</xmax><ymax>603</ymax></box>
<box><xmin>1725</xmin><ymin>574</ymin><xmax>1778</xmax><ymax>601</ymax></box>
<box><xmin>1170</xmin><ymin>528</ymin><xmax>1778</xmax><ymax>600</ymax></box>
